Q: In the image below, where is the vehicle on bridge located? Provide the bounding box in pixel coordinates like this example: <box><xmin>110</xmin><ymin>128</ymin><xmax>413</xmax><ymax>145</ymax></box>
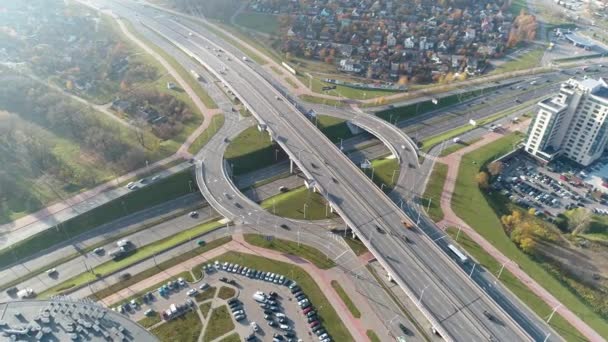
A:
<box><xmin>401</xmin><ymin>220</ymin><xmax>414</xmax><ymax>229</ymax></box>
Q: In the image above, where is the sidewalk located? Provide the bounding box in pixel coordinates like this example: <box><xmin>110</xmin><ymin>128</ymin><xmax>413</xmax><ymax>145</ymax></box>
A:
<box><xmin>101</xmin><ymin>233</ymin><xmax>371</xmax><ymax>341</ymax></box>
<box><xmin>435</xmin><ymin>122</ymin><xmax>604</xmax><ymax>342</ymax></box>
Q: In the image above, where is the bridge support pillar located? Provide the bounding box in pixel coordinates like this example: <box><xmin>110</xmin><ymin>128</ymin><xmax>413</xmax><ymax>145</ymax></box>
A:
<box><xmin>351</xmin><ymin>230</ymin><xmax>356</xmax><ymax>239</ymax></box>
<box><xmin>290</xmin><ymin>159</ymin><xmax>294</xmax><ymax>174</ymax></box>
<box><xmin>387</xmin><ymin>273</ymin><xmax>393</xmax><ymax>282</ymax></box>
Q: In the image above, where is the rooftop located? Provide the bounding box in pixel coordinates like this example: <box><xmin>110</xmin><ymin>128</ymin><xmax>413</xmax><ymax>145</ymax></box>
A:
<box><xmin>0</xmin><ymin>299</ymin><xmax>157</xmax><ymax>341</ymax></box>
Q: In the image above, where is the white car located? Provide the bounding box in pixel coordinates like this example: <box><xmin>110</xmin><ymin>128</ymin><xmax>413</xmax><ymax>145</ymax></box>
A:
<box><xmin>46</xmin><ymin>268</ymin><xmax>57</xmax><ymax>276</ymax></box>
<box><xmin>250</xmin><ymin>322</ymin><xmax>259</xmax><ymax>332</ymax></box>
<box><xmin>177</xmin><ymin>277</ymin><xmax>186</xmax><ymax>286</ymax></box>
<box><xmin>199</xmin><ymin>283</ymin><xmax>210</xmax><ymax>290</ymax></box>
<box><xmin>186</xmin><ymin>289</ymin><xmax>197</xmax><ymax>297</ymax></box>
<box><xmin>126</xmin><ymin>182</ymin><xmax>136</xmax><ymax>190</ymax></box>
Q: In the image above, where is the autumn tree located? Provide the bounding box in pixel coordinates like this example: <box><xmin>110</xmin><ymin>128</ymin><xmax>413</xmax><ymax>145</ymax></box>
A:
<box><xmin>487</xmin><ymin>161</ymin><xmax>504</xmax><ymax>176</ymax></box>
<box><xmin>476</xmin><ymin>171</ymin><xmax>489</xmax><ymax>189</ymax></box>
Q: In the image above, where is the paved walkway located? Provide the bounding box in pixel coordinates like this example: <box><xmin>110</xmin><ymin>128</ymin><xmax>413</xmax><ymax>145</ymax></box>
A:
<box><xmin>434</xmin><ymin>121</ymin><xmax>604</xmax><ymax>342</ymax></box>
<box><xmin>101</xmin><ymin>233</ymin><xmax>371</xmax><ymax>341</ymax></box>
<box><xmin>0</xmin><ymin>12</ymin><xmax>222</xmax><ymax>245</ymax></box>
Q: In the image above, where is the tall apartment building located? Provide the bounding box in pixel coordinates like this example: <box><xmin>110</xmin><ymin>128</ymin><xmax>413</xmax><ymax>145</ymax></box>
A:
<box><xmin>524</xmin><ymin>77</ymin><xmax>608</xmax><ymax>166</ymax></box>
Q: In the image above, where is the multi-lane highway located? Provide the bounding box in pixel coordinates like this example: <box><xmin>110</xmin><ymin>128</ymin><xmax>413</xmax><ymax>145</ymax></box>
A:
<box><xmin>85</xmin><ymin>1</ymin><xmax>566</xmax><ymax>340</ymax></box>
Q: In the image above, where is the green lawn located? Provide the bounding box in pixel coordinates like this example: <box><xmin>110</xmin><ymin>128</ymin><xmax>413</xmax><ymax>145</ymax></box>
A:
<box><xmin>138</xmin><ymin>312</ymin><xmax>162</xmax><ymax>328</ymax></box>
<box><xmin>218</xmin><ymin>333</ymin><xmax>241</xmax><ymax>342</ymax></box>
<box><xmin>285</xmin><ymin>77</ymin><xmax>299</xmax><ymax>89</ymax></box>
<box><xmin>41</xmin><ymin>219</ymin><xmax>223</xmax><ymax>297</ymax></box>
<box><xmin>439</xmin><ymin>138</ymin><xmax>483</xmax><ymax>157</ymax></box>
<box><xmin>217</xmin><ymin>286</ymin><xmax>236</xmax><ymax>300</ymax></box>
<box><xmin>225</xmin><ymin>125</ymin><xmax>284</xmax><ymax>175</ymax></box>
<box><xmin>492</xmin><ymin>47</ymin><xmax>545</xmax><ymax>74</ymax></box>
<box><xmin>259</xmin><ymin>186</ymin><xmax>336</xmax><ymax>220</ymax></box>
<box><xmin>195</xmin><ymin>287</ymin><xmax>217</xmax><ymax>303</ymax></box>
<box><xmin>0</xmin><ymin>169</ymin><xmax>197</xmax><ymax>270</ymax></box>
<box><xmin>451</xmin><ymin>134</ymin><xmax>608</xmax><ymax>338</ymax></box>
<box><xmin>299</xmin><ymin>94</ymin><xmax>347</xmax><ymax>107</ymax></box>
<box><xmin>362</xmin><ymin>157</ymin><xmax>400</xmax><ymax>192</ymax></box>
<box><xmin>208</xmin><ymin>251</ymin><xmax>353</xmax><ymax>341</ymax></box>
<box><xmin>316</xmin><ymin>115</ymin><xmax>355</xmax><ymax>143</ymax></box>
<box><xmin>151</xmin><ymin>310</ymin><xmax>202</xmax><ymax>342</ymax></box>
<box><xmin>199</xmin><ymin>302</ymin><xmax>212</xmax><ymax>318</ymax></box>
<box><xmin>244</xmin><ymin>234</ymin><xmax>336</xmax><ymax>269</ymax></box>
<box><xmin>234</xmin><ymin>12</ymin><xmax>279</xmax><ymax>35</ymax></box>
<box><xmin>367</xmin><ymin>330</ymin><xmax>381</xmax><ymax>342</ymax></box>
<box><xmin>421</xmin><ymin>162</ymin><xmax>448</xmax><ymax>222</ymax></box>
<box><xmin>188</xmin><ymin>114</ymin><xmax>225</xmax><ymax>154</ymax></box>
<box><xmin>445</xmin><ymin>228</ymin><xmax>587</xmax><ymax>342</ymax></box>
<box><xmin>330</xmin><ymin>280</ymin><xmax>361</xmax><ymax>318</ymax></box>
<box><xmin>343</xmin><ymin>236</ymin><xmax>369</xmax><ymax>256</ymax></box>
<box><xmin>203</xmin><ymin>305</ymin><xmax>235</xmax><ymax>342</ymax></box>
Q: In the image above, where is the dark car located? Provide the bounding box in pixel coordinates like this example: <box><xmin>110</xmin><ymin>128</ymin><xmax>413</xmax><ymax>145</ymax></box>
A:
<box><xmin>483</xmin><ymin>310</ymin><xmax>495</xmax><ymax>321</ymax></box>
<box><xmin>375</xmin><ymin>225</ymin><xmax>385</xmax><ymax>234</ymax></box>
<box><xmin>399</xmin><ymin>323</ymin><xmax>411</xmax><ymax>335</ymax></box>
<box><xmin>280</xmin><ymin>224</ymin><xmax>289</xmax><ymax>230</ymax></box>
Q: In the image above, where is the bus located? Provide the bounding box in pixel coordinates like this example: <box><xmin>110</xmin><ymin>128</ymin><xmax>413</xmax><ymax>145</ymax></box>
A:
<box><xmin>448</xmin><ymin>244</ymin><xmax>468</xmax><ymax>263</ymax></box>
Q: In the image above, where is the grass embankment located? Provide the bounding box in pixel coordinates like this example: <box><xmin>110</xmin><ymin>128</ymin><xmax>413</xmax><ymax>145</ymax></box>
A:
<box><xmin>138</xmin><ymin>312</ymin><xmax>162</xmax><ymax>328</ymax></box>
<box><xmin>439</xmin><ymin>138</ymin><xmax>483</xmax><ymax>157</ymax></box>
<box><xmin>203</xmin><ymin>305</ymin><xmax>235</xmax><ymax>342</ymax></box>
<box><xmin>343</xmin><ymin>236</ymin><xmax>369</xmax><ymax>256</ymax></box>
<box><xmin>367</xmin><ymin>330</ymin><xmax>381</xmax><ymax>342</ymax></box>
<box><xmin>151</xmin><ymin>310</ymin><xmax>202</xmax><ymax>342</ymax></box>
<box><xmin>41</xmin><ymin>219</ymin><xmax>223</xmax><ymax>298</ymax></box>
<box><xmin>330</xmin><ymin>280</ymin><xmax>361</xmax><ymax>318</ymax></box>
<box><xmin>299</xmin><ymin>94</ymin><xmax>347</xmax><ymax>107</ymax></box>
<box><xmin>445</xmin><ymin>228</ymin><xmax>587</xmax><ymax>342</ymax></box>
<box><xmin>302</xmin><ymin>75</ymin><xmax>400</xmax><ymax>100</ymax></box>
<box><xmin>0</xmin><ymin>169</ymin><xmax>197</xmax><ymax>270</ymax></box>
<box><xmin>195</xmin><ymin>287</ymin><xmax>217</xmax><ymax>303</ymax></box>
<box><xmin>362</xmin><ymin>157</ymin><xmax>400</xmax><ymax>192</ymax></box>
<box><xmin>210</xmin><ymin>251</ymin><xmax>353</xmax><ymax>341</ymax></box>
<box><xmin>244</xmin><ymin>234</ymin><xmax>336</xmax><ymax>269</ymax></box>
<box><xmin>188</xmin><ymin>114</ymin><xmax>225</xmax><ymax>154</ymax></box>
<box><xmin>375</xmin><ymin>89</ymin><xmax>483</xmax><ymax>123</ymax></box>
<box><xmin>225</xmin><ymin>125</ymin><xmax>284</xmax><ymax>175</ymax></box>
<box><xmin>217</xmin><ymin>286</ymin><xmax>236</xmax><ymax>300</ymax></box>
<box><xmin>219</xmin><ymin>333</ymin><xmax>241</xmax><ymax>342</ymax></box>
<box><xmin>92</xmin><ymin>236</ymin><xmax>231</xmax><ymax>301</ymax></box>
<box><xmin>259</xmin><ymin>186</ymin><xmax>336</xmax><ymax>220</ymax></box>
<box><xmin>451</xmin><ymin>133</ymin><xmax>608</xmax><ymax>338</ymax></box>
<box><xmin>421</xmin><ymin>163</ymin><xmax>448</xmax><ymax>222</ymax></box>
<box><xmin>316</xmin><ymin>115</ymin><xmax>355</xmax><ymax>143</ymax></box>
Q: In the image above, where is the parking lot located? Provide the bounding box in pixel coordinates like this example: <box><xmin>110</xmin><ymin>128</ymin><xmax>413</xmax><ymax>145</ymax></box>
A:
<box><xmin>495</xmin><ymin>152</ymin><xmax>608</xmax><ymax>218</ymax></box>
<box><xmin>110</xmin><ymin>260</ymin><xmax>327</xmax><ymax>341</ymax></box>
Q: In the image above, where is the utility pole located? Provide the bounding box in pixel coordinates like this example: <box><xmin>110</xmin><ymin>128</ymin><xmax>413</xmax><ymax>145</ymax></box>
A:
<box><xmin>391</xmin><ymin>169</ymin><xmax>398</xmax><ymax>184</ymax></box>
<box><xmin>303</xmin><ymin>203</ymin><xmax>308</xmax><ymax>219</ymax></box>
<box><xmin>418</xmin><ymin>284</ymin><xmax>430</xmax><ymax>306</ymax></box>
<box><xmin>497</xmin><ymin>260</ymin><xmax>511</xmax><ymax>279</ymax></box>
<box><xmin>469</xmin><ymin>263</ymin><xmax>477</xmax><ymax>278</ymax></box>
<box><xmin>547</xmin><ymin>304</ymin><xmax>562</xmax><ymax>323</ymax></box>
<box><xmin>455</xmin><ymin>226</ymin><xmax>462</xmax><ymax>242</ymax></box>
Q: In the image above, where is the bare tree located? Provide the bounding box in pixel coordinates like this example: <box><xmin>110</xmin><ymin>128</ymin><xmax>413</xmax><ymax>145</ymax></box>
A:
<box><xmin>568</xmin><ymin>208</ymin><xmax>592</xmax><ymax>235</ymax></box>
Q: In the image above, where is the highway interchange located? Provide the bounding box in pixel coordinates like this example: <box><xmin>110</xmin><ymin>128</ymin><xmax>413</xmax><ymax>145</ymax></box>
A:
<box><xmin>92</xmin><ymin>1</ymin><xmax>565</xmax><ymax>340</ymax></box>
<box><xmin>5</xmin><ymin>0</ymin><xmax>608</xmax><ymax>340</ymax></box>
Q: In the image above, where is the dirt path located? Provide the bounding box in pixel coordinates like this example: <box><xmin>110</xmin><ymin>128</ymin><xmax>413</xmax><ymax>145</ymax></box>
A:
<box><xmin>435</xmin><ymin>122</ymin><xmax>604</xmax><ymax>342</ymax></box>
<box><xmin>100</xmin><ymin>234</ymin><xmax>370</xmax><ymax>341</ymax></box>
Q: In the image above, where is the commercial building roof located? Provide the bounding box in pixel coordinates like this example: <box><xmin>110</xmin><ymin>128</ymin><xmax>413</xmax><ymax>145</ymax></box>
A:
<box><xmin>0</xmin><ymin>299</ymin><xmax>157</xmax><ymax>341</ymax></box>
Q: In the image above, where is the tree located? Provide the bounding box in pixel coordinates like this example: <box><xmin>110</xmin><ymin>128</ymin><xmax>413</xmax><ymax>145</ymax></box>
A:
<box><xmin>568</xmin><ymin>208</ymin><xmax>592</xmax><ymax>235</ymax></box>
<box><xmin>476</xmin><ymin>171</ymin><xmax>489</xmax><ymax>189</ymax></box>
<box><xmin>519</xmin><ymin>236</ymin><xmax>537</xmax><ymax>253</ymax></box>
<box><xmin>487</xmin><ymin>161</ymin><xmax>504</xmax><ymax>176</ymax></box>
<box><xmin>397</xmin><ymin>75</ymin><xmax>409</xmax><ymax>86</ymax></box>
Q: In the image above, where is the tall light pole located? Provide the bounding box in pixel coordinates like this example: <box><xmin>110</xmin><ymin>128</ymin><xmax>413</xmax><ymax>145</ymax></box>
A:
<box><xmin>455</xmin><ymin>225</ymin><xmax>462</xmax><ymax>242</ymax></box>
<box><xmin>418</xmin><ymin>284</ymin><xmax>430</xmax><ymax>305</ymax></box>
<box><xmin>497</xmin><ymin>260</ymin><xmax>512</xmax><ymax>279</ymax></box>
<box><xmin>547</xmin><ymin>304</ymin><xmax>562</xmax><ymax>323</ymax></box>
<box><xmin>426</xmin><ymin>197</ymin><xmax>432</xmax><ymax>212</ymax></box>
<box><xmin>469</xmin><ymin>263</ymin><xmax>477</xmax><ymax>278</ymax></box>
<box><xmin>391</xmin><ymin>169</ymin><xmax>398</xmax><ymax>184</ymax></box>
<box><xmin>339</xmin><ymin>138</ymin><xmax>344</xmax><ymax>151</ymax></box>
<box><xmin>303</xmin><ymin>203</ymin><xmax>308</xmax><ymax>219</ymax></box>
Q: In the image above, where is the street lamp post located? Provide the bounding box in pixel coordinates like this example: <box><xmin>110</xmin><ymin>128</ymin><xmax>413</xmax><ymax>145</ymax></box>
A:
<box><xmin>391</xmin><ymin>169</ymin><xmax>398</xmax><ymax>184</ymax></box>
<box><xmin>189</xmin><ymin>180</ymin><xmax>193</xmax><ymax>192</ymax></box>
<box><xmin>418</xmin><ymin>284</ymin><xmax>430</xmax><ymax>305</ymax></box>
<box><xmin>275</xmin><ymin>149</ymin><xmax>279</xmax><ymax>161</ymax></box>
<box><xmin>381</xmin><ymin>183</ymin><xmax>386</xmax><ymax>191</ymax></box>
<box><xmin>455</xmin><ymin>226</ymin><xmax>462</xmax><ymax>242</ymax></box>
<box><xmin>426</xmin><ymin>197</ymin><xmax>432</xmax><ymax>212</ymax></box>
<box><xmin>371</xmin><ymin>167</ymin><xmax>375</xmax><ymax>182</ymax></box>
<box><xmin>547</xmin><ymin>304</ymin><xmax>562</xmax><ymax>323</ymax></box>
<box><xmin>303</xmin><ymin>203</ymin><xmax>308</xmax><ymax>219</ymax></box>
<box><xmin>339</xmin><ymin>138</ymin><xmax>344</xmax><ymax>151</ymax></box>
<box><xmin>469</xmin><ymin>263</ymin><xmax>477</xmax><ymax>278</ymax></box>
<box><xmin>497</xmin><ymin>260</ymin><xmax>511</xmax><ymax>279</ymax></box>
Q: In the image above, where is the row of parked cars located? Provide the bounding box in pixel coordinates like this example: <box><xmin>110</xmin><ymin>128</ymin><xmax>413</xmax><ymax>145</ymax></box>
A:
<box><xmin>228</xmin><ymin>297</ymin><xmax>247</xmax><ymax>321</ymax></box>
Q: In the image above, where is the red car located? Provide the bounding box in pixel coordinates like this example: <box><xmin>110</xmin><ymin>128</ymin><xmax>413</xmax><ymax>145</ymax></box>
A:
<box><xmin>310</xmin><ymin>321</ymin><xmax>320</xmax><ymax>328</ymax></box>
<box><xmin>303</xmin><ymin>307</ymin><xmax>313</xmax><ymax>315</ymax></box>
